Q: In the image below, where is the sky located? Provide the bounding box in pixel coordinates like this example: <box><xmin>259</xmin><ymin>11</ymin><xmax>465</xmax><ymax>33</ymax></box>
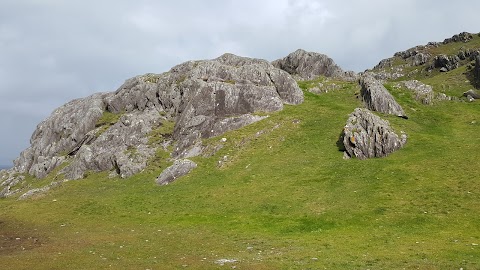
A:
<box><xmin>1</xmin><ymin>0</ymin><xmax>479</xmax><ymax>167</ymax></box>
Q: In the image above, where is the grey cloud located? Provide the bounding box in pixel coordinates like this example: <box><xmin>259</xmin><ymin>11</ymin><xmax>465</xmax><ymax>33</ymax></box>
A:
<box><xmin>1</xmin><ymin>0</ymin><xmax>480</xmax><ymax>166</ymax></box>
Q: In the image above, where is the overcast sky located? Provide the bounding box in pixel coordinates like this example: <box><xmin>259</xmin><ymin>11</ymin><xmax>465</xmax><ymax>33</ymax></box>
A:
<box><xmin>1</xmin><ymin>0</ymin><xmax>479</xmax><ymax>167</ymax></box>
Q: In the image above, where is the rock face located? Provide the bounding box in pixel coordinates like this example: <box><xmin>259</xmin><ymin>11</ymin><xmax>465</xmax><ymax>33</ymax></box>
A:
<box><xmin>13</xmin><ymin>93</ymin><xmax>107</xmax><ymax>178</ymax></box>
<box><xmin>359</xmin><ymin>75</ymin><xmax>407</xmax><ymax>118</ymax></box>
<box><xmin>474</xmin><ymin>55</ymin><xmax>480</xmax><ymax>85</ymax></box>
<box><xmin>434</xmin><ymin>54</ymin><xmax>460</xmax><ymax>71</ymax></box>
<box><xmin>272</xmin><ymin>49</ymin><xmax>355</xmax><ymax>80</ymax></box>
<box><xmin>3</xmin><ymin>53</ymin><xmax>304</xmax><ymax>192</ymax></box>
<box><xmin>342</xmin><ymin>108</ymin><xmax>407</xmax><ymax>159</ymax></box>
<box><xmin>442</xmin><ymin>32</ymin><xmax>473</xmax><ymax>44</ymax></box>
<box><xmin>156</xmin><ymin>159</ymin><xmax>197</xmax><ymax>185</ymax></box>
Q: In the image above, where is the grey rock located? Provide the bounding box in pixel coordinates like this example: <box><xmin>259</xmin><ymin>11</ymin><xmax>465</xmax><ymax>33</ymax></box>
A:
<box><xmin>10</xmin><ymin>52</ymin><xmax>303</xmax><ymax>186</ymax></box>
<box><xmin>443</xmin><ymin>32</ymin><xmax>473</xmax><ymax>44</ymax></box>
<box><xmin>17</xmin><ymin>186</ymin><xmax>51</xmax><ymax>200</ymax></box>
<box><xmin>434</xmin><ymin>54</ymin><xmax>460</xmax><ymax>71</ymax></box>
<box><xmin>401</xmin><ymin>80</ymin><xmax>434</xmax><ymax>105</ymax></box>
<box><xmin>342</xmin><ymin>108</ymin><xmax>407</xmax><ymax>159</ymax></box>
<box><xmin>474</xmin><ymin>55</ymin><xmax>480</xmax><ymax>83</ymax></box>
<box><xmin>156</xmin><ymin>159</ymin><xmax>197</xmax><ymax>185</ymax></box>
<box><xmin>13</xmin><ymin>92</ymin><xmax>108</xmax><ymax>178</ymax></box>
<box><xmin>359</xmin><ymin>74</ymin><xmax>407</xmax><ymax>117</ymax></box>
<box><xmin>61</xmin><ymin>108</ymin><xmax>161</xmax><ymax>179</ymax></box>
<box><xmin>272</xmin><ymin>49</ymin><xmax>356</xmax><ymax>80</ymax></box>
<box><xmin>17</xmin><ymin>180</ymin><xmax>64</xmax><ymax>200</ymax></box>
<box><xmin>463</xmin><ymin>89</ymin><xmax>480</xmax><ymax>100</ymax></box>
<box><xmin>374</xmin><ymin>58</ymin><xmax>393</xmax><ymax>69</ymax></box>
<box><xmin>0</xmin><ymin>186</ymin><xmax>10</xmax><ymax>198</ymax></box>
<box><xmin>168</xmin><ymin>54</ymin><xmax>303</xmax><ymax>157</ymax></box>
<box><xmin>412</xmin><ymin>53</ymin><xmax>429</xmax><ymax>66</ymax></box>
<box><xmin>436</xmin><ymin>93</ymin><xmax>452</xmax><ymax>101</ymax></box>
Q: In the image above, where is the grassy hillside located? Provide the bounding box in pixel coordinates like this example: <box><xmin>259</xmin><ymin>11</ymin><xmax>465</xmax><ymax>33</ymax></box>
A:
<box><xmin>1</xmin><ymin>74</ymin><xmax>480</xmax><ymax>269</ymax></box>
<box><xmin>371</xmin><ymin>33</ymin><xmax>480</xmax><ymax>97</ymax></box>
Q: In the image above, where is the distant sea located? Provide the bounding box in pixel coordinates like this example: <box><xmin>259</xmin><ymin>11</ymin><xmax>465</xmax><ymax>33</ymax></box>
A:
<box><xmin>0</xmin><ymin>165</ymin><xmax>11</xmax><ymax>170</ymax></box>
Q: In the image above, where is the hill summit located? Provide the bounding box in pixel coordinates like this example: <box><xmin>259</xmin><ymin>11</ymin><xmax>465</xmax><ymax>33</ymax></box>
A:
<box><xmin>1</xmin><ymin>32</ymin><xmax>480</xmax><ymax>200</ymax></box>
<box><xmin>1</xmin><ymin>31</ymin><xmax>480</xmax><ymax>269</ymax></box>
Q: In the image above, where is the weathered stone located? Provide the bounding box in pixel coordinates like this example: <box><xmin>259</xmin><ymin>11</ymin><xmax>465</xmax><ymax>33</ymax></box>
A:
<box><xmin>474</xmin><ymin>55</ymin><xmax>480</xmax><ymax>84</ymax></box>
<box><xmin>412</xmin><ymin>53</ymin><xmax>429</xmax><ymax>66</ymax></box>
<box><xmin>342</xmin><ymin>108</ymin><xmax>407</xmax><ymax>159</ymax></box>
<box><xmin>463</xmin><ymin>89</ymin><xmax>480</xmax><ymax>99</ymax></box>
<box><xmin>9</xmin><ymin>52</ymin><xmax>303</xmax><ymax>189</ymax></box>
<box><xmin>61</xmin><ymin>108</ymin><xmax>161</xmax><ymax>179</ymax></box>
<box><xmin>13</xmin><ymin>92</ymin><xmax>108</xmax><ymax>178</ymax></box>
<box><xmin>401</xmin><ymin>80</ymin><xmax>434</xmax><ymax>105</ymax></box>
<box><xmin>359</xmin><ymin>74</ymin><xmax>407</xmax><ymax>117</ymax></box>
<box><xmin>272</xmin><ymin>49</ymin><xmax>356</xmax><ymax>80</ymax></box>
<box><xmin>434</xmin><ymin>55</ymin><xmax>460</xmax><ymax>71</ymax></box>
<box><xmin>156</xmin><ymin>159</ymin><xmax>197</xmax><ymax>185</ymax></box>
<box><xmin>167</xmin><ymin>54</ymin><xmax>303</xmax><ymax>157</ymax></box>
<box><xmin>17</xmin><ymin>180</ymin><xmax>64</xmax><ymax>200</ymax></box>
<box><xmin>443</xmin><ymin>32</ymin><xmax>473</xmax><ymax>44</ymax></box>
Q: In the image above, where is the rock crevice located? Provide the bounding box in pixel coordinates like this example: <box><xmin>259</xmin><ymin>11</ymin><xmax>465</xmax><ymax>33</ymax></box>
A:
<box><xmin>3</xmin><ymin>53</ymin><xmax>304</xmax><ymax>192</ymax></box>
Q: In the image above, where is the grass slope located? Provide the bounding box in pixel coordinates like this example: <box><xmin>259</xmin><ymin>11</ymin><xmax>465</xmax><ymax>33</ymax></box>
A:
<box><xmin>1</xmin><ymin>85</ymin><xmax>480</xmax><ymax>269</ymax></box>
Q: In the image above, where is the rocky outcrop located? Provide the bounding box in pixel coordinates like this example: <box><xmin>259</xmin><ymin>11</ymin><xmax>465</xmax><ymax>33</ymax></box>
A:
<box><xmin>342</xmin><ymin>108</ymin><xmax>407</xmax><ymax>159</ymax></box>
<box><xmin>61</xmin><ymin>108</ymin><xmax>162</xmax><ymax>179</ymax></box>
<box><xmin>443</xmin><ymin>32</ymin><xmax>473</xmax><ymax>44</ymax></box>
<box><xmin>359</xmin><ymin>75</ymin><xmax>407</xmax><ymax>118</ymax></box>
<box><xmin>434</xmin><ymin>54</ymin><xmax>460</xmax><ymax>72</ymax></box>
<box><xmin>272</xmin><ymin>49</ymin><xmax>356</xmax><ymax>81</ymax></box>
<box><xmin>13</xmin><ymin>93</ymin><xmax>107</xmax><ymax>178</ymax></box>
<box><xmin>156</xmin><ymin>159</ymin><xmax>197</xmax><ymax>185</ymax></box>
<box><xmin>463</xmin><ymin>89</ymin><xmax>480</xmax><ymax>101</ymax></box>
<box><xmin>394</xmin><ymin>47</ymin><xmax>431</xmax><ymax>67</ymax></box>
<box><xmin>0</xmin><ymin>171</ymin><xmax>24</xmax><ymax>198</ymax></box>
<box><xmin>474</xmin><ymin>55</ymin><xmax>480</xmax><ymax>85</ymax></box>
<box><xmin>4</xmin><ymin>53</ymin><xmax>304</xmax><ymax>192</ymax></box>
<box><xmin>401</xmin><ymin>80</ymin><xmax>434</xmax><ymax>105</ymax></box>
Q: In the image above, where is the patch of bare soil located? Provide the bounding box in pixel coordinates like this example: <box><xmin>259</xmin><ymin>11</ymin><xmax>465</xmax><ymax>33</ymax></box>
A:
<box><xmin>0</xmin><ymin>220</ymin><xmax>46</xmax><ymax>254</ymax></box>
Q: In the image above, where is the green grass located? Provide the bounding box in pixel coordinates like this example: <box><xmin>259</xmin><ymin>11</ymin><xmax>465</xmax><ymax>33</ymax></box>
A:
<box><xmin>95</xmin><ymin>111</ymin><xmax>123</xmax><ymax>135</ymax></box>
<box><xmin>297</xmin><ymin>76</ymin><xmax>360</xmax><ymax>93</ymax></box>
<box><xmin>1</xmin><ymin>84</ymin><xmax>480</xmax><ymax>269</ymax></box>
<box><xmin>148</xmin><ymin>119</ymin><xmax>175</xmax><ymax>146</ymax></box>
<box><xmin>421</xmin><ymin>65</ymin><xmax>473</xmax><ymax>97</ymax></box>
<box><xmin>374</xmin><ymin>33</ymin><xmax>480</xmax><ymax>89</ymax></box>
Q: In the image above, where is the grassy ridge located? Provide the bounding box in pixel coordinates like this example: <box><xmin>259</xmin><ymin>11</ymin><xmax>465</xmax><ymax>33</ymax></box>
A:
<box><xmin>1</xmin><ymin>85</ymin><xmax>480</xmax><ymax>269</ymax></box>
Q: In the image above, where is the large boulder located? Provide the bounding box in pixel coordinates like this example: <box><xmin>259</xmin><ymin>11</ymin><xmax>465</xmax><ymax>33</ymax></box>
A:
<box><xmin>463</xmin><ymin>89</ymin><xmax>480</xmax><ymax>101</ymax></box>
<box><xmin>7</xmin><ymin>53</ymin><xmax>304</xmax><ymax>187</ymax></box>
<box><xmin>434</xmin><ymin>54</ymin><xmax>460</xmax><ymax>71</ymax></box>
<box><xmin>342</xmin><ymin>108</ymin><xmax>407</xmax><ymax>159</ymax></box>
<box><xmin>272</xmin><ymin>49</ymin><xmax>355</xmax><ymax>80</ymax></box>
<box><xmin>359</xmin><ymin>75</ymin><xmax>407</xmax><ymax>118</ymax></box>
<box><xmin>156</xmin><ymin>159</ymin><xmax>197</xmax><ymax>185</ymax></box>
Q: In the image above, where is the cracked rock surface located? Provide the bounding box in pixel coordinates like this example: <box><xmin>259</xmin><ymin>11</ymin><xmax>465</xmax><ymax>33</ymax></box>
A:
<box><xmin>3</xmin><ymin>53</ymin><xmax>304</xmax><ymax>194</ymax></box>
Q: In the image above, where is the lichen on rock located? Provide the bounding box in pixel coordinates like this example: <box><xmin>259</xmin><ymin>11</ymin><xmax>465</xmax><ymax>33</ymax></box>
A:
<box><xmin>5</xmin><ymin>53</ymin><xmax>304</xmax><ymax>192</ymax></box>
<box><xmin>359</xmin><ymin>74</ymin><xmax>407</xmax><ymax>118</ymax></box>
<box><xmin>342</xmin><ymin>108</ymin><xmax>407</xmax><ymax>159</ymax></box>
